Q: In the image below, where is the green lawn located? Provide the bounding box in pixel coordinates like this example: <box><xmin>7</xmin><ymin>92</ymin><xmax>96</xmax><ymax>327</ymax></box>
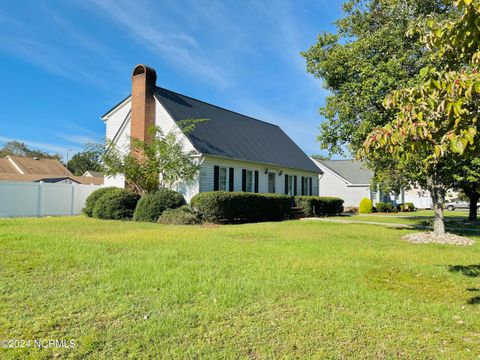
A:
<box><xmin>1</xmin><ymin>217</ymin><xmax>479</xmax><ymax>359</ymax></box>
<box><xmin>331</xmin><ymin>210</ymin><xmax>480</xmax><ymax>231</ymax></box>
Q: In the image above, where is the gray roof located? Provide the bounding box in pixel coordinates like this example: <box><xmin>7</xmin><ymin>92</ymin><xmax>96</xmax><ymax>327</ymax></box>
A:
<box><xmin>316</xmin><ymin>159</ymin><xmax>373</xmax><ymax>184</ymax></box>
<box><xmin>154</xmin><ymin>87</ymin><xmax>320</xmax><ymax>173</ymax></box>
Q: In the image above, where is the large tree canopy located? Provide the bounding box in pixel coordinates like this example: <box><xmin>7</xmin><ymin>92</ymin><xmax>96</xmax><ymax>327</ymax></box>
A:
<box><xmin>67</xmin><ymin>144</ymin><xmax>104</xmax><ymax>176</ymax></box>
<box><xmin>360</xmin><ymin>0</ymin><xmax>480</xmax><ymax>232</ymax></box>
<box><xmin>302</xmin><ymin>0</ymin><xmax>451</xmax><ymax>155</ymax></box>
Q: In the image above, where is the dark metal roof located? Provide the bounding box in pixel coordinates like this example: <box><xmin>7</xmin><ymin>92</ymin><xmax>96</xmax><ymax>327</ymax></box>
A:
<box><xmin>154</xmin><ymin>87</ymin><xmax>320</xmax><ymax>173</ymax></box>
<box><xmin>35</xmin><ymin>177</ymin><xmax>80</xmax><ymax>184</ymax></box>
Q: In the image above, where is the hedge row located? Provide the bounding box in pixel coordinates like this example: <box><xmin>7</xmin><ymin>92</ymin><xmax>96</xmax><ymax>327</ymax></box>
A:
<box><xmin>191</xmin><ymin>192</ymin><xmax>292</xmax><ymax>223</ymax></box>
<box><xmin>294</xmin><ymin>196</ymin><xmax>344</xmax><ymax>216</ymax></box>
<box><xmin>84</xmin><ymin>188</ymin><xmax>346</xmax><ymax>224</ymax></box>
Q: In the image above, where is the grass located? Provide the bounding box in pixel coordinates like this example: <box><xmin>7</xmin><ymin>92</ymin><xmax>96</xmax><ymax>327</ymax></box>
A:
<box><xmin>0</xmin><ymin>216</ymin><xmax>479</xmax><ymax>359</ymax></box>
<box><xmin>332</xmin><ymin>210</ymin><xmax>480</xmax><ymax>231</ymax></box>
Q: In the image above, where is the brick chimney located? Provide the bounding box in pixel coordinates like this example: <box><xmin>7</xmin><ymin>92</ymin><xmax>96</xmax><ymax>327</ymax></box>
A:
<box><xmin>131</xmin><ymin>64</ymin><xmax>157</xmax><ymax>143</ymax></box>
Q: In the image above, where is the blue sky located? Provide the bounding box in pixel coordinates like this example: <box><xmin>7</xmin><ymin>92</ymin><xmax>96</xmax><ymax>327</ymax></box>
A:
<box><xmin>0</xmin><ymin>0</ymin><xmax>344</xmax><ymax>159</ymax></box>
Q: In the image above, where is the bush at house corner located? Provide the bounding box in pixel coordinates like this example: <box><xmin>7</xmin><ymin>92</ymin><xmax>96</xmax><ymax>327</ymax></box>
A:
<box><xmin>133</xmin><ymin>188</ymin><xmax>186</xmax><ymax>222</ymax></box>
<box><xmin>294</xmin><ymin>196</ymin><xmax>344</xmax><ymax>217</ymax></box>
<box><xmin>92</xmin><ymin>189</ymin><xmax>140</xmax><ymax>220</ymax></box>
<box><xmin>83</xmin><ymin>187</ymin><xmax>119</xmax><ymax>217</ymax></box>
<box><xmin>191</xmin><ymin>192</ymin><xmax>292</xmax><ymax>224</ymax></box>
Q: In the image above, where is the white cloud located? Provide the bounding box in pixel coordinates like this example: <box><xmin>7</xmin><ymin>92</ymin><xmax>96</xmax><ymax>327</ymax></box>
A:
<box><xmin>81</xmin><ymin>0</ymin><xmax>231</xmax><ymax>89</ymax></box>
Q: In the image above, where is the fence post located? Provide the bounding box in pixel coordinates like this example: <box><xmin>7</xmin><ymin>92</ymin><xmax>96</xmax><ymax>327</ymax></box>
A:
<box><xmin>70</xmin><ymin>183</ymin><xmax>76</xmax><ymax>215</ymax></box>
<box><xmin>38</xmin><ymin>181</ymin><xmax>44</xmax><ymax>217</ymax></box>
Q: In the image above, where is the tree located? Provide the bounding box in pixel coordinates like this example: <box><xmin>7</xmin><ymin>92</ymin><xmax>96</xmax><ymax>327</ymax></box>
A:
<box><xmin>67</xmin><ymin>144</ymin><xmax>104</xmax><ymax>176</ymax></box>
<box><xmin>360</xmin><ymin>1</ymin><xmax>480</xmax><ymax>234</ymax></box>
<box><xmin>310</xmin><ymin>154</ymin><xmax>330</xmax><ymax>160</ymax></box>
<box><xmin>450</xmin><ymin>157</ymin><xmax>480</xmax><ymax>221</ymax></box>
<box><xmin>302</xmin><ymin>0</ymin><xmax>451</xmax><ymax>155</ymax></box>
<box><xmin>301</xmin><ymin>0</ymin><xmax>453</xmax><ymax>215</ymax></box>
<box><xmin>102</xmin><ymin>124</ymin><xmax>200</xmax><ymax>195</ymax></box>
<box><xmin>0</xmin><ymin>141</ymin><xmax>61</xmax><ymax>160</ymax></box>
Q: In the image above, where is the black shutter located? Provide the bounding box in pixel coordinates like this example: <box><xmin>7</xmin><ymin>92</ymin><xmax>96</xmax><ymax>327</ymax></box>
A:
<box><xmin>301</xmin><ymin>176</ymin><xmax>305</xmax><ymax>195</ymax></box>
<box><xmin>242</xmin><ymin>169</ymin><xmax>247</xmax><ymax>192</ymax></box>
<box><xmin>309</xmin><ymin>177</ymin><xmax>313</xmax><ymax>195</ymax></box>
<box><xmin>229</xmin><ymin>168</ymin><xmax>234</xmax><ymax>192</ymax></box>
<box><xmin>294</xmin><ymin>176</ymin><xmax>298</xmax><ymax>196</ymax></box>
<box><xmin>284</xmin><ymin>174</ymin><xmax>288</xmax><ymax>194</ymax></box>
<box><xmin>254</xmin><ymin>171</ymin><xmax>259</xmax><ymax>193</ymax></box>
<box><xmin>213</xmin><ymin>165</ymin><xmax>219</xmax><ymax>191</ymax></box>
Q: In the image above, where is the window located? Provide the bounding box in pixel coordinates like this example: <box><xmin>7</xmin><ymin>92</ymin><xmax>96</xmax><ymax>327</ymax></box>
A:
<box><xmin>288</xmin><ymin>175</ymin><xmax>294</xmax><ymax>196</ymax></box>
<box><xmin>219</xmin><ymin>167</ymin><xmax>227</xmax><ymax>191</ymax></box>
<box><xmin>302</xmin><ymin>177</ymin><xmax>310</xmax><ymax>195</ymax></box>
<box><xmin>246</xmin><ymin>170</ymin><xmax>253</xmax><ymax>192</ymax></box>
<box><xmin>268</xmin><ymin>172</ymin><xmax>276</xmax><ymax>193</ymax></box>
<box><xmin>214</xmin><ymin>165</ymin><xmax>228</xmax><ymax>191</ymax></box>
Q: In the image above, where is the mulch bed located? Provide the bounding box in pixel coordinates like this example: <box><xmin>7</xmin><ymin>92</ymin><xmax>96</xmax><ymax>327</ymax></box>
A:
<box><xmin>402</xmin><ymin>232</ymin><xmax>475</xmax><ymax>246</ymax></box>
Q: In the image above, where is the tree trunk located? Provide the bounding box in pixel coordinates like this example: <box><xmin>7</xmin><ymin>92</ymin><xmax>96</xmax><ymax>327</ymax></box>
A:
<box><xmin>428</xmin><ymin>175</ymin><xmax>446</xmax><ymax>235</ymax></box>
<box><xmin>468</xmin><ymin>191</ymin><xmax>479</xmax><ymax>222</ymax></box>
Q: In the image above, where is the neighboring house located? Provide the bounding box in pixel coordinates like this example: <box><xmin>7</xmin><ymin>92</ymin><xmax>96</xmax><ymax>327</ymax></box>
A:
<box><xmin>83</xmin><ymin>170</ymin><xmax>104</xmax><ymax>178</ymax></box>
<box><xmin>35</xmin><ymin>177</ymin><xmax>80</xmax><ymax>184</ymax></box>
<box><xmin>311</xmin><ymin>158</ymin><xmax>433</xmax><ymax>209</ymax></box>
<box><xmin>0</xmin><ymin>155</ymin><xmax>103</xmax><ymax>185</ymax></box>
<box><xmin>102</xmin><ymin>65</ymin><xmax>321</xmax><ymax>201</ymax></box>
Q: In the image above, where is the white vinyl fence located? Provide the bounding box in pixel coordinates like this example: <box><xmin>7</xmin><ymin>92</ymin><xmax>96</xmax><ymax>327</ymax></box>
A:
<box><xmin>0</xmin><ymin>181</ymin><xmax>102</xmax><ymax>218</ymax></box>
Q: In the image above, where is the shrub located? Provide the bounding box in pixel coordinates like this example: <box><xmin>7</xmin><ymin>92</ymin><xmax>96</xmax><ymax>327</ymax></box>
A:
<box><xmin>157</xmin><ymin>206</ymin><xmax>200</xmax><ymax>225</ymax></box>
<box><xmin>359</xmin><ymin>198</ymin><xmax>373</xmax><ymax>214</ymax></box>
<box><xmin>83</xmin><ymin>187</ymin><xmax>118</xmax><ymax>217</ymax></box>
<box><xmin>191</xmin><ymin>192</ymin><xmax>292</xmax><ymax>224</ymax></box>
<box><xmin>376</xmin><ymin>202</ymin><xmax>386</xmax><ymax>212</ymax></box>
<box><xmin>397</xmin><ymin>202</ymin><xmax>416</xmax><ymax>212</ymax></box>
<box><xmin>294</xmin><ymin>196</ymin><xmax>344</xmax><ymax>217</ymax></box>
<box><xmin>405</xmin><ymin>202</ymin><xmax>416</xmax><ymax>212</ymax></box>
<box><xmin>133</xmin><ymin>188</ymin><xmax>186</xmax><ymax>222</ymax></box>
<box><xmin>377</xmin><ymin>202</ymin><xmax>396</xmax><ymax>213</ymax></box>
<box><xmin>93</xmin><ymin>189</ymin><xmax>140</xmax><ymax>220</ymax></box>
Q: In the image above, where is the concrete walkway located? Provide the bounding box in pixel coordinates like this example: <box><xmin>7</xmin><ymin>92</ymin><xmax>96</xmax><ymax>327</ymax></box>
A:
<box><xmin>301</xmin><ymin>217</ymin><xmax>417</xmax><ymax>229</ymax></box>
<box><xmin>301</xmin><ymin>217</ymin><xmax>480</xmax><ymax>233</ymax></box>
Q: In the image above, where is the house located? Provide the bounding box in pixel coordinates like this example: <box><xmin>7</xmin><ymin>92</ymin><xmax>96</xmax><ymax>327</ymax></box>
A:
<box><xmin>0</xmin><ymin>155</ymin><xmax>103</xmax><ymax>185</ymax></box>
<box><xmin>35</xmin><ymin>177</ymin><xmax>80</xmax><ymax>184</ymax></box>
<box><xmin>311</xmin><ymin>158</ymin><xmax>433</xmax><ymax>209</ymax></box>
<box><xmin>102</xmin><ymin>65</ymin><xmax>321</xmax><ymax>201</ymax></box>
<box><xmin>82</xmin><ymin>170</ymin><xmax>104</xmax><ymax>178</ymax></box>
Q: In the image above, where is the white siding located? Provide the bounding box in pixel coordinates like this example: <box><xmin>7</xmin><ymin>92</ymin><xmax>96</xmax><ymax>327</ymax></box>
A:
<box><xmin>155</xmin><ymin>98</ymin><xmax>197</xmax><ymax>153</ymax></box>
<box><xmin>318</xmin><ymin>172</ymin><xmax>371</xmax><ymax>207</ymax></box>
<box><xmin>313</xmin><ymin>159</ymin><xmax>371</xmax><ymax>207</ymax></box>
<box><xmin>103</xmin><ymin>98</ymin><xmax>131</xmax><ymax>188</ymax></box>
<box><xmin>313</xmin><ymin>159</ymin><xmax>434</xmax><ymax>209</ymax></box>
<box><xmin>404</xmin><ymin>187</ymin><xmax>433</xmax><ymax>209</ymax></box>
<box><xmin>199</xmin><ymin>156</ymin><xmax>319</xmax><ymax>196</ymax></box>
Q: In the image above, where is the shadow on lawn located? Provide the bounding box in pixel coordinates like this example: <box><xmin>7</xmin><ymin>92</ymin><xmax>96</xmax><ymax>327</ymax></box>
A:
<box><xmin>448</xmin><ymin>265</ymin><xmax>480</xmax><ymax>305</ymax></box>
<box><xmin>449</xmin><ymin>264</ymin><xmax>480</xmax><ymax>277</ymax></box>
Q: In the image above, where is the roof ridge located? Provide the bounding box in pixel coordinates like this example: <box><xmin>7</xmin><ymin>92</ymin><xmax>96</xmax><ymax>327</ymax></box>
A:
<box><xmin>155</xmin><ymin>86</ymin><xmax>281</xmax><ymax>128</ymax></box>
<box><xmin>321</xmin><ymin>159</ymin><xmax>356</xmax><ymax>162</ymax></box>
